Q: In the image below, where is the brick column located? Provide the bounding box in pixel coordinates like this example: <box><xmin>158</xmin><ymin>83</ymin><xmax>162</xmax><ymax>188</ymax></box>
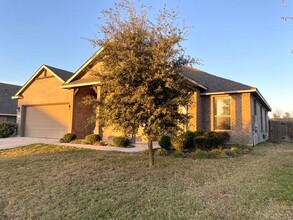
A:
<box><xmin>94</xmin><ymin>86</ymin><xmax>103</xmax><ymax>137</ymax></box>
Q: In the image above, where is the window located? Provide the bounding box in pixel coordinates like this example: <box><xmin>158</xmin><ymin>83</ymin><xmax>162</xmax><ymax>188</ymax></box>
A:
<box><xmin>214</xmin><ymin>96</ymin><xmax>231</xmax><ymax>130</ymax></box>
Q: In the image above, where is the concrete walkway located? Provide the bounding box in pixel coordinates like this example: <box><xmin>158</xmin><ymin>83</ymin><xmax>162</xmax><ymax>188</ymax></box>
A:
<box><xmin>0</xmin><ymin>137</ymin><xmax>159</xmax><ymax>152</ymax></box>
<box><xmin>0</xmin><ymin>137</ymin><xmax>59</xmax><ymax>150</ymax></box>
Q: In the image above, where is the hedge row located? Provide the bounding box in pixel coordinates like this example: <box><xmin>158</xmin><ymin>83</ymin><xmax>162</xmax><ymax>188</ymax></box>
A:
<box><xmin>0</xmin><ymin>122</ymin><xmax>17</xmax><ymax>138</ymax></box>
<box><xmin>154</xmin><ymin>146</ymin><xmax>253</xmax><ymax>159</ymax></box>
<box><xmin>159</xmin><ymin>131</ymin><xmax>230</xmax><ymax>151</ymax></box>
<box><xmin>59</xmin><ymin>133</ymin><xmax>131</xmax><ymax>148</ymax></box>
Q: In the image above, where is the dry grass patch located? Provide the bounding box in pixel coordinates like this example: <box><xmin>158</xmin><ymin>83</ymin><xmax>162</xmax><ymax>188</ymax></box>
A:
<box><xmin>0</xmin><ymin>142</ymin><xmax>292</xmax><ymax>219</ymax></box>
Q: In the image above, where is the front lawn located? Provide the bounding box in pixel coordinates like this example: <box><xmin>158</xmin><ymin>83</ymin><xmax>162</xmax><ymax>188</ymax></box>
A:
<box><xmin>0</xmin><ymin>142</ymin><xmax>292</xmax><ymax>219</ymax></box>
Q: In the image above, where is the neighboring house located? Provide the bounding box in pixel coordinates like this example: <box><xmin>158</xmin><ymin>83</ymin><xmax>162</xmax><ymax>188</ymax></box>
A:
<box><xmin>13</xmin><ymin>50</ymin><xmax>271</xmax><ymax>145</ymax></box>
<box><xmin>0</xmin><ymin>82</ymin><xmax>21</xmax><ymax>123</ymax></box>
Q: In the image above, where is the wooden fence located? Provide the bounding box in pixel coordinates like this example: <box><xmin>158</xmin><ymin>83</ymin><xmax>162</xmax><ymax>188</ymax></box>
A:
<box><xmin>269</xmin><ymin>120</ymin><xmax>293</xmax><ymax>143</ymax></box>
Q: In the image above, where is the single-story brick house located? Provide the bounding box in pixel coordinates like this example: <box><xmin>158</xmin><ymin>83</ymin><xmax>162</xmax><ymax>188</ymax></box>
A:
<box><xmin>0</xmin><ymin>82</ymin><xmax>21</xmax><ymax>123</ymax></box>
<box><xmin>13</xmin><ymin>49</ymin><xmax>271</xmax><ymax>145</ymax></box>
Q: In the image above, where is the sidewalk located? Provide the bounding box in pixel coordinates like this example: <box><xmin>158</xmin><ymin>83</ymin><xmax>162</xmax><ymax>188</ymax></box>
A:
<box><xmin>0</xmin><ymin>137</ymin><xmax>159</xmax><ymax>152</ymax></box>
<box><xmin>55</xmin><ymin>141</ymin><xmax>159</xmax><ymax>152</ymax></box>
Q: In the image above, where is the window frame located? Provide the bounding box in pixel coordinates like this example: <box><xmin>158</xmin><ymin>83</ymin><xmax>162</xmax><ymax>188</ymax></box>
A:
<box><xmin>213</xmin><ymin>96</ymin><xmax>232</xmax><ymax>131</ymax></box>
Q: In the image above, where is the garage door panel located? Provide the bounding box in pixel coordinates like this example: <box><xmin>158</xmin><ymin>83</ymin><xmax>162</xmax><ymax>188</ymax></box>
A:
<box><xmin>25</xmin><ymin>104</ymin><xmax>70</xmax><ymax>138</ymax></box>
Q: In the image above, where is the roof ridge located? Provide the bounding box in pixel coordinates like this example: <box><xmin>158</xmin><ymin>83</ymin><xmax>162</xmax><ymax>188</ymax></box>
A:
<box><xmin>44</xmin><ymin>64</ymin><xmax>73</xmax><ymax>74</ymax></box>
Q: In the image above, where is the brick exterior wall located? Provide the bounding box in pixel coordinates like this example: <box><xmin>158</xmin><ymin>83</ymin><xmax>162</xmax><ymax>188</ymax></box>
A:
<box><xmin>229</xmin><ymin>93</ymin><xmax>252</xmax><ymax>145</ymax></box>
<box><xmin>15</xmin><ymin>59</ymin><xmax>270</xmax><ymax>145</ymax></box>
<box><xmin>201</xmin><ymin>96</ymin><xmax>211</xmax><ymax>131</ymax></box>
<box><xmin>72</xmin><ymin>87</ymin><xmax>96</xmax><ymax>138</ymax></box>
<box><xmin>18</xmin><ymin>76</ymin><xmax>72</xmax><ymax>106</ymax></box>
<box><xmin>187</xmin><ymin>91</ymin><xmax>198</xmax><ymax>131</ymax></box>
<box><xmin>188</xmin><ymin>93</ymin><xmax>255</xmax><ymax>145</ymax></box>
<box><xmin>17</xmin><ymin>73</ymin><xmax>73</xmax><ymax>136</ymax></box>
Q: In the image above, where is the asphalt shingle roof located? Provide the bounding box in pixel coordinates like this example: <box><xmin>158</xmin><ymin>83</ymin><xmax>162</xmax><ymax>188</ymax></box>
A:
<box><xmin>0</xmin><ymin>82</ymin><xmax>21</xmax><ymax>115</ymax></box>
<box><xmin>45</xmin><ymin>65</ymin><xmax>73</xmax><ymax>82</ymax></box>
<box><xmin>182</xmin><ymin>66</ymin><xmax>255</xmax><ymax>93</ymax></box>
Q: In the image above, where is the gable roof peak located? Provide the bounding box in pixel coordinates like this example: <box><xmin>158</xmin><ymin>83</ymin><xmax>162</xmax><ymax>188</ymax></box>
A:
<box><xmin>43</xmin><ymin>65</ymin><xmax>73</xmax><ymax>81</ymax></box>
<box><xmin>13</xmin><ymin>64</ymin><xmax>73</xmax><ymax>98</ymax></box>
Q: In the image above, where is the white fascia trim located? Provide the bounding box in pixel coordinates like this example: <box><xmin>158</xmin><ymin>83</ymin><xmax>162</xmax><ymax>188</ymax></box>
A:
<box><xmin>64</xmin><ymin>47</ymin><xmax>104</xmax><ymax>84</ymax></box>
<box><xmin>201</xmin><ymin>89</ymin><xmax>257</xmax><ymax>96</ymax></box>
<box><xmin>14</xmin><ymin>65</ymin><xmax>65</xmax><ymax>97</ymax></box>
<box><xmin>255</xmin><ymin>88</ymin><xmax>272</xmax><ymax>111</ymax></box>
<box><xmin>0</xmin><ymin>113</ymin><xmax>17</xmax><ymax>116</ymax></box>
<box><xmin>202</xmin><ymin>88</ymin><xmax>272</xmax><ymax>111</ymax></box>
<box><xmin>11</xmin><ymin>95</ymin><xmax>24</xmax><ymax>100</ymax></box>
<box><xmin>61</xmin><ymin>81</ymin><xmax>101</xmax><ymax>89</ymax></box>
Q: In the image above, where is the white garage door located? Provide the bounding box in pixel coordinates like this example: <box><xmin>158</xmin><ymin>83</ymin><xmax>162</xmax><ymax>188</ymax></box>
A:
<box><xmin>24</xmin><ymin>104</ymin><xmax>70</xmax><ymax>138</ymax></box>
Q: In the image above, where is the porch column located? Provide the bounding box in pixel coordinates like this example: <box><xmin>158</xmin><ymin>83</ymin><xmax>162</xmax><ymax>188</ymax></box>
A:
<box><xmin>16</xmin><ymin>105</ymin><xmax>25</xmax><ymax>137</ymax></box>
<box><xmin>94</xmin><ymin>85</ymin><xmax>103</xmax><ymax>137</ymax></box>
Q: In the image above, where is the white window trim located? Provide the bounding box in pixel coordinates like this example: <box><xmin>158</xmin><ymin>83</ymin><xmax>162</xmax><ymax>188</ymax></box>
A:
<box><xmin>213</xmin><ymin>96</ymin><xmax>232</xmax><ymax>131</ymax></box>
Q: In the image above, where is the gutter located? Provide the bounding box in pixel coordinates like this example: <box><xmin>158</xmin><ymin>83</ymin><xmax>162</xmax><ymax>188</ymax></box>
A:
<box><xmin>255</xmin><ymin>88</ymin><xmax>272</xmax><ymax>111</ymax></box>
<box><xmin>61</xmin><ymin>81</ymin><xmax>101</xmax><ymax>89</ymax></box>
<box><xmin>11</xmin><ymin>95</ymin><xmax>23</xmax><ymax>100</ymax></box>
<box><xmin>0</xmin><ymin>113</ymin><xmax>17</xmax><ymax>116</ymax></box>
<box><xmin>201</xmin><ymin>89</ymin><xmax>257</xmax><ymax>95</ymax></box>
<box><xmin>202</xmin><ymin>88</ymin><xmax>271</xmax><ymax>111</ymax></box>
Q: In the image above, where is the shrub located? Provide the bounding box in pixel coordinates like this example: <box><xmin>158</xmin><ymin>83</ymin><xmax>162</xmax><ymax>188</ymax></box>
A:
<box><xmin>193</xmin><ymin>130</ymin><xmax>205</xmax><ymax>137</ymax></box>
<box><xmin>204</xmin><ymin>132</ymin><xmax>220</xmax><ymax>150</ymax></box>
<box><xmin>224</xmin><ymin>148</ymin><xmax>238</xmax><ymax>158</ymax></box>
<box><xmin>171</xmin><ymin>135</ymin><xmax>185</xmax><ymax>152</ymax></box>
<box><xmin>60</xmin><ymin>133</ymin><xmax>76</xmax><ymax>143</ymax></box>
<box><xmin>208</xmin><ymin>149</ymin><xmax>227</xmax><ymax>159</ymax></box>
<box><xmin>195</xmin><ymin>131</ymin><xmax>230</xmax><ymax>150</ymax></box>
<box><xmin>93</xmin><ymin>141</ymin><xmax>107</xmax><ymax>146</ymax></box>
<box><xmin>85</xmin><ymin>134</ymin><xmax>102</xmax><ymax>145</ymax></box>
<box><xmin>171</xmin><ymin>131</ymin><xmax>196</xmax><ymax>151</ymax></box>
<box><xmin>158</xmin><ymin>135</ymin><xmax>171</xmax><ymax>150</ymax></box>
<box><xmin>217</xmin><ymin>132</ymin><xmax>230</xmax><ymax>145</ymax></box>
<box><xmin>0</xmin><ymin>122</ymin><xmax>17</xmax><ymax>138</ymax></box>
<box><xmin>112</xmin><ymin>136</ymin><xmax>130</xmax><ymax>147</ymax></box>
<box><xmin>195</xmin><ymin>135</ymin><xmax>208</xmax><ymax>149</ymax></box>
<box><xmin>155</xmin><ymin>148</ymin><xmax>168</xmax><ymax>156</ymax></box>
<box><xmin>192</xmin><ymin>149</ymin><xmax>209</xmax><ymax>159</ymax></box>
<box><xmin>230</xmin><ymin>147</ymin><xmax>240</xmax><ymax>154</ymax></box>
<box><xmin>183</xmin><ymin>131</ymin><xmax>196</xmax><ymax>149</ymax></box>
<box><xmin>69</xmin><ymin>139</ymin><xmax>84</xmax><ymax>144</ymax></box>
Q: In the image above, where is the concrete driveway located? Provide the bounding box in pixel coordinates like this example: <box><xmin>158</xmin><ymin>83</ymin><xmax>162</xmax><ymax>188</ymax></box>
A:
<box><xmin>0</xmin><ymin>137</ymin><xmax>59</xmax><ymax>150</ymax></box>
<box><xmin>0</xmin><ymin>137</ymin><xmax>159</xmax><ymax>152</ymax></box>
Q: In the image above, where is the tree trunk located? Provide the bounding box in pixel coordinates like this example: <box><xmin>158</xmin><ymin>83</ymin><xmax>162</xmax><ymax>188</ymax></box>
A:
<box><xmin>147</xmin><ymin>137</ymin><xmax>154</xmax><ymax>167</ymax></box>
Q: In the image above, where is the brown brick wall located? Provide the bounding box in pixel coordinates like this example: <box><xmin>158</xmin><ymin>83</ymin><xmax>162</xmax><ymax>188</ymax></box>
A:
<box><xmin>18</xmin><ymin>76</ymin><xmax>72</xmax><ymax>106</ymax></box>
<box><xmin>72</xmin><ymin>87</ymin><xmax>96</xmax><ymax>138</ymax></box>
<box><xmin>17</xmin><ymin>73</ymin><xmax>74</xmax><ymax>136</ymax></box>
<box><xmin>228</xmin><ymin>93</ymin><xmax>252</xmax><ymax>145</ymax></box>
<box><xmin>189</xmin><ymin>93</ymin><xmax>254</xmax><ymax>145</ymax></box>
<box><xmin>201</xmin><ymin>96</ymin><xmax>211</xmax><ymax>131</ymax></box>
<box><xmin>188</xmin><ymin>91</ymin><xmax>198</xmax><ymax>131</ymax></box>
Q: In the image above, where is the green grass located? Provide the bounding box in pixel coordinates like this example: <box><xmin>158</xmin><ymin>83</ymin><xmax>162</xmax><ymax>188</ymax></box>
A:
<box><xmin>0</xmin><ymin>142</ymin><xmax>292</xmax><ymax>219</ymax></box>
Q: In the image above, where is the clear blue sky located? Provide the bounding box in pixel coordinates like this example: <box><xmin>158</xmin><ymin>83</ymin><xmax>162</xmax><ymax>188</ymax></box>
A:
<box><xmin>0</xmin><ymin>0</ymin><xmax>292</xmax><ymax>113</ymax></box>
